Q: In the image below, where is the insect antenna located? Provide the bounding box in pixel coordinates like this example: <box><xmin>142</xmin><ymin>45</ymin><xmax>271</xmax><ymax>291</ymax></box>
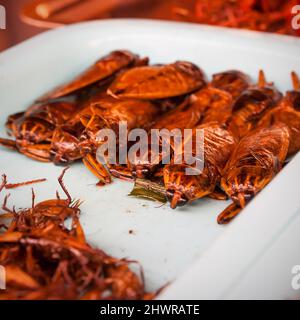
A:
<box><xmin>258</xmin><ymin>70</ymin><xmax>266</xmax><ymax>87</ymax></box>
<box><xmin>291</xmin><ymin>71</ymin><xmax>300</xmax><ymax>91</ymax></box>
<box><xmin>31</xmin><ymin>188</ymin><xmax>36</xmax><ymax>209</ymax></box>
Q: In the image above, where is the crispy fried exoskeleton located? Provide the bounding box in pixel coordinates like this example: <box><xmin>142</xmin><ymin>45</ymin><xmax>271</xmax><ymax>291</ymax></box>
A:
<box><xmin>79</xmin><ymin>98</ymin><xmax>159</xmax><ymax>184</ymax></box>
<box><xmin>190</xmin><ymin>86</ymin><xmax>233</xmax><ymax>125</ymax></box>
<box><xmin>108</xmin><ymin>61</ymin><xmax>207</xmax><ymax>100</ymax></box>
<box><xmin>211</xmin><ymin>70</ymin><xmax>252</xmax><ymax>99</ymax></box>
<box><xmin>258</xmin><ymin>72</ymin><xmax>300</xmax><ymax>156</ymax></box>
<box><xmin>219</xmin><ymin>124</ymin><xmax>290</xmax><ymax>223</ymax></box>
<box><xmin>48</xmin><ymin>94</ymin><xmax>115</xmax><ymax>165</ymax></box>
<box><xmin>131</xmin><ymin>96</ymin><xmax>205</xmax><ymax>179</ymax></box>
<box><xmin>132</xmin><ymin>71</ymin><xmax>250</xmax><ymax>179</ymax></box>
<box><xmin>44</xmin><ymin>95</ymin><xmax>159</xmax><ymax>183</ymax></box>
<box><xmin>163</xmin><ymin>123</ymin><xmax>237</xmax><ymax>209</ymax></box>
<box><xmin>228</xmin><ymin>70</ymin><xmax>282</xmax><ymax>138</ymax></box>
<box><xmin>0</xmin><ymin>170</ymin><xmax>149</xmax><ymax>300</ymax></box>
<box><xmin>0</xmin><ymin>101</ymin><xmax>79</xmax><ymax>162</ymax></box>
<box><xmin>39</xmin><ymin>50</ymin><xmax>146</xmax><ymax>101</ymax></box>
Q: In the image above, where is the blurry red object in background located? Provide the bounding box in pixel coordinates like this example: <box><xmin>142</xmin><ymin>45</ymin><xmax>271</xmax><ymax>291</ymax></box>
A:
<box><xmin>0</xmin><ymin>0</ymin><xmax>299</xmax><ymax>52</ymax></box>
<box><xmin>0</xmin><ymin>0</ymin><xmax>43</xmax><ymax>51</ymax></box>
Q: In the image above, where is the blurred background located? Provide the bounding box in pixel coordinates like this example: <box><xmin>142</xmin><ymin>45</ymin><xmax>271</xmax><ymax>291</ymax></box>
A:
<box><xmin>0</xmin><ymin>0</ymin><xmax>299</xmax><ymax>52</ymax></box>
<box><xmin>0</xmin><ymin>0</ymin><xmax>41</xmax><ymax>51</ymax></box>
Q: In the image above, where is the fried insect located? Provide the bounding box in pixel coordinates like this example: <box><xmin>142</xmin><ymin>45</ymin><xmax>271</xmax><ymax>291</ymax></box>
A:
<box><xmin>132</xmin><ymin>70</ymin><xmax>249</xmax><ymax>179</ymax></box>
<box><xmin>79</xmin><ymin>97</ymin><xmax>159</xmax><ymax>184</ymax></box>
<box><xmin>164</xmin><ymin>123</ymin><xmax>236</xmax><ymax>209</ymax></box>
<box><xmin>0</xmin><ymin>101</ymin><xmax>79</xmax><ymax>162</ymax></box>
<box><xmin>211</xmin><ymin>70</ymin><xmax>252</xmax><ymax>99</ymax></box>
<box><xmin>131</xmin><ymin>97</ymin><xmax>204</xmax><ymax>179</ymax></box>
<box><xmin>0</xmin><ymin>50</ymin><xmax>147</xmax><ymax>163</ymax></box>
<box><xmin>0</xmin><ymin>170</ymin><xmax>149</xmax><ymax>300</ymax></box>
<box><xmin>39</xmin><ymin>50</ymin><xmax>145</xmax><ymax>101</ymax></box>
<box><xmin>190</xmin><ymin>86</ymin><xmax>233</xmax><ymax>125</ymax></box>
<box><xmin>108</xmin><ymin>61</ymin><xmax>207</xmax><ymax>100</ymax></box>
<box><xmin>219</xmin><ymin>124</ymin><xmax>290</xmax><ymax>223</ymax></box>
<box><xmin>258</xmin><ymin>72</ymin><xmax>300</xmax><ymax>156</ymax></box>
<box><xmin>228</xmin><ymin>70</ymin><xmax>282</xmax><ymax>139</ymax></box>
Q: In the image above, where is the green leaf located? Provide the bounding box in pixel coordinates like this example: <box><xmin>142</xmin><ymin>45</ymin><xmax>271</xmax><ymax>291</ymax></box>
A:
<box><xmin>129</xmin><ymin>179</ymin><xmax>167</xmax><ymax>203</ymax></box>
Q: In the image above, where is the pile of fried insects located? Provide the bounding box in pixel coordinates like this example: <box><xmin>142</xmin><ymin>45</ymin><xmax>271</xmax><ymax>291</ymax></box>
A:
<box><xmin>0</xmin><ymin>50</ymin><xmax>299</xmax><ymax>224</ymax></box>
<box><xmin>0</xmin><ymin>169</ymin><xmax>153</xmax><ymax>300</ymax></box>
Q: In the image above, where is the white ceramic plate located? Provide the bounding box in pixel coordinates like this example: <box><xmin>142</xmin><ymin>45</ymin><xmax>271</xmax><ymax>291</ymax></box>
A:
<box><xmin>0</xmin><ymin>20</ymin><xmax>300</xmax><ymax>300</ymax></box>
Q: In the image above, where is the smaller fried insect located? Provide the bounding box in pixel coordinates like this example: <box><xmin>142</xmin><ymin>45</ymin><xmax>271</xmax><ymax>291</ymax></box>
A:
<box><xmin>108</xmin><ymin>61</ymin><xmax>207</xmax><ymax>100</ymax></box>
<box><xmin>39</xmin><ymin>50</ymin><xmax>145</xmax><ymax>101</ymax></box>
<box><xmin>164</xmin><ymin>123</ymin><xmax>237</xmax><ymax>209</ymax></box>
<box><xmin>1</xmin><ymin>168</ymin><xmax>79</xmax><ymax>231</ymax></box>
<box><xmin>258</xmin><ymin>72</ymin><xmax>300</xmax><ymax>157</ymax></box>
<box><xmin>0</xmin><ymin>170</ymin><xmax>150</xmax><ymax>300</ymax></box>
<box><xmin>228</xmin><ymin>70</ymin><xmax>282</xmax><ymax>139</ymax></box>
<box><xmin>219</xmin><ymin>124</ymin><xmax>290</xmax><ymax>223</ymax></box>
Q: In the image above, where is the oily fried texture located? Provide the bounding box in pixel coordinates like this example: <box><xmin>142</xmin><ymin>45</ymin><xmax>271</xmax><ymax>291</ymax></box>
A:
<box><xmin>151</xmin><ymin>97</ymin><xmax>203</xmax><ymax>131</ymax></box>
<box><xmin>228</xmin><ymin>71</ymin><xmax>282</xmax><ymax>138</ymax></box>
<box><xmin>39</xmin><ymin>50</ymin><xmax>143</xmax><ymax>101</ymax></box>
<box><xmin>0</xmin><ymin>171</ymin><xmax>149</xmax><ymax>300</ymax></box>
<box><xmin>211</xmin><ymin>70</ymin><xmax>251</xmax><ymax>99</ymax></box>
<box><xmin>1</xmin><ymin>101</ymin><xmax>80</xmax><ymax>163</ymax></box>
<box><xmin>258</xmin><ymin>73</ymin><xmax>300</xmax><ymax>156</ymax></box>
<box><xmin>221</xmin><ymin>124</ymin><xmax>290</xmax><ymax>208</ymax></box>
<box><xmin>108</xmin><ymin>61</ymin><xmax>207</xmax><ymax>100</ymax></box>
<box><xmin>164</xmin><ymin>123</ymin><xmax>237</xmax><ymax>208</ymax></box>
<box><xmin>191</xmin><ymin>86</ymin><xmax>233</xmax><ymax>124</ymax></box>
<box><xmin>130</xmin><ymin>97</ymin><xmax>205</xmax><ymax>179</ymax></box>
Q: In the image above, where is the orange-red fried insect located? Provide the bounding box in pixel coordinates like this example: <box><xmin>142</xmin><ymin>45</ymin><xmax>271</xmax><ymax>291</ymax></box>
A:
<box><xmin>47</xmin><ymin>94</ymin><xmax>110</xmax><ymax>165</ymax></box>
<box><xmin>163</xmin><ymin>123</ymin><xmax>237</xmax><ymax>209</ymax></box>
<box><xmin>190</xmin><ymin>86</ymin><xmax>233</xmax><ymax>125</ymax></box>
<box><xmin>0</xmin><ymin>101</ymin><xmax>79</xmax><ymax>162</ymax></box>
<box><xmin>218</xmin><ymin>124</ymin><xmax>290</xmax><ymax>223</ymax></box>
<box><xmin>7</xmin><ymin>101</ymin><xmax>79</xmax><ymax>137</ymax></box>
<box><xmin>39</xmin><ymin>50</ymin><xmax>146</xmax><ymax>101</ymax></box>
<box><xmin>131</xmin><ymin>97</ymin><xmax>204</xmax><ymax>179</ymax></box>
<box><xmin>132</xmin><ymin>70</ymin><xmax>250</xmax><ymax>180</ymax></box>
<box><xmin>2</xmin><ymin>168</ymin><xmax>80</xmax><ymax>230</ymax></box>
<box><xmin>108</xmin><ymin>61</ymin><xmax>207</xmax><ymax>100</ymax></box>
<box><xmin>258</xmin><ymin>72</ymin><xmax>300</xmax><ymax>157</ymax></box>
<box><xmin>190</xmin><ymin>70</ymin><xmax>252</xmax><ymax>125</ymax></box>
<box><xmin>0</xmin><ymin>50</ymin><xmax>147</xmax><ymax>163</ymax></box>
<box><xmin>0</xmin><ymin>169</ymin><xmax>149</xmax><ymax>300</ymax></box>
<box><xmin>211</xmin><ymin>70</ymin><xmax>252</xmax><ymax>99</ymax></box>
<box><xmin>78</xmin><ymin>98</ymin><xmax>159</xmax><ymax>184</ymax></box>
<box><xmin>228</xmin><ymin>70</ymin><xmax>282</xmax><ymax>139</ymax></box>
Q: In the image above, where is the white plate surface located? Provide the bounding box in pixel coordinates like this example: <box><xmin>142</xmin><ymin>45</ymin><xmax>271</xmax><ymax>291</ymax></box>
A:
<box><xmin>0</xmin><ymin>19</ymin><xmax>300</xmax><ymax>299</ymax></box>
